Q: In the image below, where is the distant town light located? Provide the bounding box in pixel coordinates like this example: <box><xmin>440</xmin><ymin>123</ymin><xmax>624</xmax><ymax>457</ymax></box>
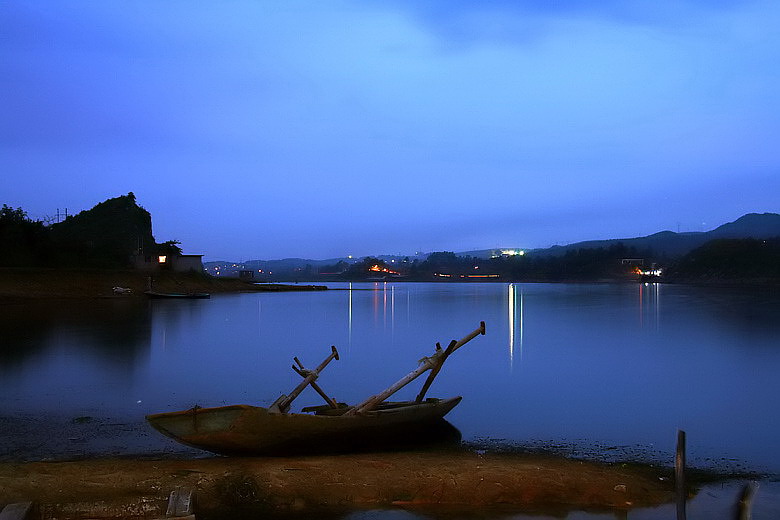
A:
<box><xmin>369</xmin><ymin>264</ymin><xmax>399</xmax><ymax>275</ymax></box>
<box><xmin>501</xmin><ymin>249</ymin><xmax>524</xmax><ymax>256</ymax></box>
<box><xmin>634</xmin><ymin>266</ymin><xmax>663</xmax><ymax>277</ymax></box>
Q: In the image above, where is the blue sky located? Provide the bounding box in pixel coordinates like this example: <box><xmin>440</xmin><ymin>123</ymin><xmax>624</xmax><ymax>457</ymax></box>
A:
<box><xmin>2</xmin><ymin>1</ymin><xmax>779</xmax><ymax>260</ymax></box>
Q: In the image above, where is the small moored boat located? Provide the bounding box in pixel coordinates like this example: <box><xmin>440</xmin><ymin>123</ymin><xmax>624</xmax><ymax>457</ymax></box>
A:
<box><xmin>144</xmin><ymin>291</ymin><xmax>210</xmax><ymax>299</ymax></box>
<box><xmin>146</xmin><ymin>322</ymin><xmax>486</xmax><ymax>456</ymax></box>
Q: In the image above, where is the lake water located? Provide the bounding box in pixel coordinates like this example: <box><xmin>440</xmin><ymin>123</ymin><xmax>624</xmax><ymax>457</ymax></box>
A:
<box><xmin>2</xmin><ymin>282</ymin><xmax>780</xmax><ymax>518</ymax></box>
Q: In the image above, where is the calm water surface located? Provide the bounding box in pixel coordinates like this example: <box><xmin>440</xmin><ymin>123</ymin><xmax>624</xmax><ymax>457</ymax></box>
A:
<box><xmin>2</xmin><ymin>282</ymin><xmax>780</xmax><ymax>518</ymax></box>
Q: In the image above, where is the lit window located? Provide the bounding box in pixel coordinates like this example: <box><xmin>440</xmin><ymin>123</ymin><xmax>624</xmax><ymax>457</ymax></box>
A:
<box><xmin>158</xmin><ymin>255</ymin><xmax>167</xmax><ymax>263</ymax></box>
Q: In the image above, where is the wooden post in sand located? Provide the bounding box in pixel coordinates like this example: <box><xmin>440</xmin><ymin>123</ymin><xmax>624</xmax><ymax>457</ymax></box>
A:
<box><xmin>676</xmin><ymin>429</ymin><xmax>686</xmax><ymax>520</ymax></box>
<box><xmin>735</xmin><ymin>482</ymin><xmax>758</xmax><ymax>520</ymax></box>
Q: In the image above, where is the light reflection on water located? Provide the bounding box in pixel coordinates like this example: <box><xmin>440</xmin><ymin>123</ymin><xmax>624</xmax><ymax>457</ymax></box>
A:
<box><xmin>2</xmin><ymin>282</ymin><xmax>780</xmax><ymax>477</ymax></box>
<box><xmin>4</xmin><ymin>282</ymin><xmax>780</xmax><ymax>518</ymax></box>
<box><xmin>507</xmin><ymin>283</ymin><xmax>525</xmax><ymax>370</ymax></box>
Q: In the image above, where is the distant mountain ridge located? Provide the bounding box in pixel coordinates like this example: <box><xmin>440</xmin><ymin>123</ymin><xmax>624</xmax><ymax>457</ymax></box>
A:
<box><xmin>709</xmin><ymin>212</ymin><xmax>780</xmax><ymax>238</ymax></box>
<box><xmin>207</xmin><ymin>212</ymin><xmax>780</xmax><ymax>268</ymax></box>
<box><xmin>529</xmin><ymin>212</ymin><xmax>780</xmax><ymax>259</ymax></box>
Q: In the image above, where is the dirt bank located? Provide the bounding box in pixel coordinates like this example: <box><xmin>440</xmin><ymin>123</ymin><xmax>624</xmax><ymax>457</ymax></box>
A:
<box><xmin>0</xmin><ymin>452</ymin><xmax>675</xmax><ymax>519</ymax></box>
<box><xmin>0</xmin><ymin>268</ymin><xmax>325</xmax><ymax>300</ymax></box>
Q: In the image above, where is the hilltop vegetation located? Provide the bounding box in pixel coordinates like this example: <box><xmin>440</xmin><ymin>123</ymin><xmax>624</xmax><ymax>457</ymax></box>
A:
<box><xmin>1</xmin><ymin>194</ymin><xmax>333</xmax><ymax>299</ymax></box>
<box><xmin>666</xmin><ymin>238</ymin><xmax>780</xmax><ymax>282</ymax></box>
<box><xmin>0</xmin><ymin>205</ymin><xmax>54</xmax><ymax>266</ymax></box>
<box><xmin>0</xmin><ymin>193</ymin><xmax>177</xmax><ymax>269</ymax></box>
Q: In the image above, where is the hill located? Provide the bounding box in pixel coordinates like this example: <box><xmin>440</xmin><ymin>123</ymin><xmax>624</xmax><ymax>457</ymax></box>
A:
<box><xmin>525</xmin><ymin>213</ymin><xmax>780</xmax><ymax>259</ymax></box>
<box><xmin>665</xmin><ymin>238</ymin><xmax>780</xmax><ymax>283</ymax></box>
<box><xmin>1</xmin><ymin>193</ymin><xmax>183</xmax><ymax>269</ymax></box>
<box><xmin>709</xmin><ymin>212</ymin><xmax>780</xmax><ymax>238</ymax></box>
<box><xmin>49</xmin><ymin>193</ymin><xmax>157</xmax><ymax>268</ymax></box>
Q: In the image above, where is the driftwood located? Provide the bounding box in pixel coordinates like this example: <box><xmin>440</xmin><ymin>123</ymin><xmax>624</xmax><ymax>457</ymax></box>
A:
<box><xmin>269</xmin><ymin>346</ymin><xmax>339</xmax><ymax>413</ymax></box>
<box><xmin>346</xmin><ymin>321</ymin><xmax>486</xmax><ymax>416</ymax></box>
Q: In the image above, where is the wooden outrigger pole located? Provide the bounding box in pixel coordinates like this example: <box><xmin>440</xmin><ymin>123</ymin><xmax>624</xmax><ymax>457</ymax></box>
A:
<box><xmin>291</xmin><ymin>356</ymin><xmax>339</xmax><ymax>409</ymax></box>
<box><xmin>345</xmin><ymin>321</ymin><xmax>486</xmax><ymax>416</ymax></box>
<box><xmin>269</xmin><ymin>346</ymin><xmax>339</xmax><ymax>413</ymax></box>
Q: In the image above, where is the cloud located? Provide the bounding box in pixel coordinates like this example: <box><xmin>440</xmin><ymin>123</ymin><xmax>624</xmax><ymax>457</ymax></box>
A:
<box><xmin>2</xmin><ymin>1</ymin><xmax>779</xmax><ymax>258</ymax></box>
<box><xmin>373</xmin><ymin>0</ymin><xmax>762</xmax><ymax>45</ymax></box>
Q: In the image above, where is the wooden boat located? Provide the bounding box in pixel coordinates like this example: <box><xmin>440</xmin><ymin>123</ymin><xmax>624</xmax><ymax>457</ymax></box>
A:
<box><xmin>146</xmin><ymin>322</ymin><xmax>486</xmax><ymax>456</ymax></box>
<box><xmin>144</xmin><ymin>291</ymin><xmax>210</xmax><ymax>299</ymax></box>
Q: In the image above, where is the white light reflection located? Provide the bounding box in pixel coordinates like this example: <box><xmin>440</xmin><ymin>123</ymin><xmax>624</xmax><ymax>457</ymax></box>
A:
<box><xmin>391</xmin><ymin>284</ymin><xmax>395</xmax><ymax>336</ymax></box>
<box><xmin>638</xmin><ymin>282</ymin><xmax>661</xmax><ymax>330</ymax></box>
<box><xmin>508</xmin><ymin>283</ymin><xmax>525</xmax><ymax>370</ymax></box>
<box><xmin>652</xmin><ymin>282</ymin><xmax>660</xmax><ymax>330</ymax></box>
<box><xmin>372</xmin><ymin>282</ymin><xmax>379</xmax><ymax>325</ymax></box>
<box><xmin>508</xmin><ymin>283</ymin><xmax>515</xmax><ymax>367</ymax></box>
<box><xmin>348</xmin><ymin>282</ymin><xmax>353</xmax><ymax>346</ymax></box>
<box><xmin>519</xmin><ymin>287</ymin><xmax>524</xmax><ymax>360</ymax></box>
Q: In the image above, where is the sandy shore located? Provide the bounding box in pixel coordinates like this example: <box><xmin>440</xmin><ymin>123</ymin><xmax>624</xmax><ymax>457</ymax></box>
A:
<box><xmin>0</xmin><ymin>452</ymin><xmax>675</xmax><ymax>519</ymax></box>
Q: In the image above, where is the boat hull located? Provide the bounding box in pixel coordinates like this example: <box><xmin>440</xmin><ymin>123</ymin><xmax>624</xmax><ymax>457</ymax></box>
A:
<box><xmin>146</xmin><ymin>397</ymin><xmax>462</xmax><ymax>456</ymax></box>
<box><xmin>144</xmin><ymin>291</ymin><xmax>210</xmax><ymax>299</ymax></box>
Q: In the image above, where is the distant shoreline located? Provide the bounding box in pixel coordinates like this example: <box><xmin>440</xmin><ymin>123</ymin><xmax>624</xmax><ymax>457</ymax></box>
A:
<box><xmin>2</xmin><ymin>268</ymin><xmax>776</xmax><ymax>301</ymax></box>
<box><xmin>0</xmin><ymin>268</ymin><xmax>326</xmax><ymax>300</ymax></box>
<box><xmin>273</xmin><ymin>276</ymin><xmax>779</xmax><ymax>287</ymax></box>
